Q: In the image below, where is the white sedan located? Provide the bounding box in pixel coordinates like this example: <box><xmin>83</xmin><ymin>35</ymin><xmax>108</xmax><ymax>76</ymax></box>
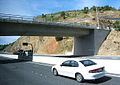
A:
<box><xmin>51</xmin><ymin>59</ymin><xmax>105</xmax><ymax>82</ymax></box>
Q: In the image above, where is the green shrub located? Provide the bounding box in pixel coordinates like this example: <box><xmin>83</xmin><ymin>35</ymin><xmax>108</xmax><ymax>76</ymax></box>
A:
<box><xmin>55</xmin><ymin>37</ymin><xmax>63</xmax><ymax>41</ymax></box>
<box><xmin>113</xmin><ymin>21</ymin><xmax>120</xmax><ymax>31</ymax></box>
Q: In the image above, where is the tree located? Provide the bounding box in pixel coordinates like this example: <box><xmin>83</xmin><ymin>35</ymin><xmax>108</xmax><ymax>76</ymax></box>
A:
<box><xmin>83</xmin><ymin>7</ymin><xmax>89</xmax><ymax>14</ymax></box>
<box><xmin>41</xmin><ymin>14</ymin><xmax>45</xmax><ymax>18</ymax></box>
<box><xmin>50</xmin><ymin>14</ymin><xmax>54</xmax><ymax>21</ymax></box>
<box><xmin>102</xmin><ymin>5</ymin><xmax>116</xmax><ymax>11</ymax></box>
<box><xmin>0</xmin><ymin>43</ymin><xmax>11</xmax><ymax>51</ymax></box>
<box><xmin>55</xmin><ymin>37</ymin><xmax>63</xmax><ymax>41</ymax></box>
<box><xmin>90</xmin><ymin>6</ymin><xmax>96</xmax><ymax>12</ymax></box>
<box><xmin>90</xmin><ymin>5</ymin><xmax>116</xmax><ymax>12</ymax></box>
<box><xmin>41</xmin><ymin>14</ymin><xmax>46</xmax><ymax>21</ymax></box>
<box><xmin>66</xmin><ymin>13</ymin><xmax>70</xmax><ymax>18</ymax></box>
<box><xmin>60</xmin><ymin>11</ymin><xmax>66</xmax><ymax>19</ymax></box>
<box><xmin>113</xmin><ymin>21</ymin><xmax>120</xmax><ymax>31</ymax></box>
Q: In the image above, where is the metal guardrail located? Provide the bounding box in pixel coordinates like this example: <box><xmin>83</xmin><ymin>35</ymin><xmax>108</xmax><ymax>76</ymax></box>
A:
<box><xmin>0</xmin><ymin>13</ymin><xmax>35</xmax><ymax>22</ymax></box>
<box><xmin>0</xmin><ymin>13</ymin><xmax>34</xmax><ymax>21</ymax></box>
<box><xmin>0</xmin><ymin>13</ymin><xmax>98</xmax><ymax>29</ymax></box>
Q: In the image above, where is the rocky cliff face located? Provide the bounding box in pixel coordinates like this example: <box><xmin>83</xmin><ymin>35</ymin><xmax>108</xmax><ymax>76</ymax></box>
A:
<box><xmin>98</xmin><ymin>30</ymin><xmax>120</xmax><ymax>55</ymax></box>
<box><xmin>4</xmin><ymin>36</ymin><xmax>73</xmax><ymax>54</ymax></box>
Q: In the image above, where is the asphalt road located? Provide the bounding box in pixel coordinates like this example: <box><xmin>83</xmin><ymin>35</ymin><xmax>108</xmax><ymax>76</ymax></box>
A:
<box><xmin>0</xmin><ymin>60</ymin><xmax>120</xmax><ymax>85</ymax></box>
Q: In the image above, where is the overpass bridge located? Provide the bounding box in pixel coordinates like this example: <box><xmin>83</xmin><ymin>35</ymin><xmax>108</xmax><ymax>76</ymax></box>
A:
<box><xmin>0</xmin><ymin>13</ymin><xmax>110</xmax><ymax>57</ymax></box>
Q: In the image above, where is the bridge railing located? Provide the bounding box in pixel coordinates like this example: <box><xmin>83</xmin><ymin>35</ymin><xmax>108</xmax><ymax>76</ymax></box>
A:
<box><xmin>0</xmin><ymin>13</ymin><xmax>100</xmax><ymax>29</ymax></box>
<box><xmin>0</xmin><ymin>13</ymin><xmax>34</xmax><ymax>21</ymax></box>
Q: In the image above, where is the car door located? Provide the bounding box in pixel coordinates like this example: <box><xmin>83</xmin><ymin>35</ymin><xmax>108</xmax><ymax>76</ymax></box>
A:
<box><xmin>58</xmin><ymin>60</ymin><xmax>71</xmax><ymax>76</ymax></box>
<box><xmin>59</xmin><ymin>60</ymin><xmax>79</xmax><ymax>78</ymax></box>
<box><xmin>66</xmin><ymin>60</ymin><xmax>79</xmax><ymax>78</ymax></box>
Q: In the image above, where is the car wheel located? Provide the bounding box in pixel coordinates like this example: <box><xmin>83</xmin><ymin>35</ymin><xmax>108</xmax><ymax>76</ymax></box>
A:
<box><xmin>53</xmin><ymin>68</ymin><xmax>58</xmax><ymax>76</ymax></box>
<box><xmin>75</xmin><ymin>73</ymin><xmax>84</xmax><ymax>83</ymax></box>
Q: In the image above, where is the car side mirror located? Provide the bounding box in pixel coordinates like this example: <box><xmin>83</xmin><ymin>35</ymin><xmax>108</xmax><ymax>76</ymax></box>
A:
<box><xmin>60</xmin><ymin>64</ymin><xmax>63</xmax><ymax>67</ymax></box>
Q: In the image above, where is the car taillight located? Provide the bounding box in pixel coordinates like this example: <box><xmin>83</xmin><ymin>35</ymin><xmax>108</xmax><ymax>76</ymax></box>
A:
<box><xmin>89</xmin><ymin>67</ymin><xmax>104</xmax><ymax>73</ymax></box>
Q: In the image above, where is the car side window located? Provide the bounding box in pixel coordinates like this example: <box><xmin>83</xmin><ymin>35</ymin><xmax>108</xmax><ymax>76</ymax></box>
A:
<box><xmin>70</xmin><ymin>60</ymin><xmax>79</xmax><ymax>67</ymax></box>
<box><xmin>61</xmin><ymin>60</ymin><xmax>71</xmax><ymax>66</ymax></box>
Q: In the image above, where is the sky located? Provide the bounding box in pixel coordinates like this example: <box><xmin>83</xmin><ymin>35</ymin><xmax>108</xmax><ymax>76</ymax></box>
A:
<box><xmin>0</xmin><ymin>0</ymin><xmax>120</xmax><ymax>44</ymax></box>
<box><xmin>0</xmin><ymin>36</ymin><xmax>20</xmax><ymax>45</ymax></box>
<box><xmin>0</xmin><ymin>0</ymin><xmax>120</xmax><ymax>16</ymax></box>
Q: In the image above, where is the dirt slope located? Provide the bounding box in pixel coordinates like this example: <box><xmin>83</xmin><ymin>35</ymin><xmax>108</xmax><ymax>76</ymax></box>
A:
<box><xmin>4</xmin><ymin>36</ymin><xmax>73</xmax><ymax>54</ymax></box>
<box><xmin>98</xmin><ymin>30</ymin><xmax>120</xmax><ymax>55</ymax></box>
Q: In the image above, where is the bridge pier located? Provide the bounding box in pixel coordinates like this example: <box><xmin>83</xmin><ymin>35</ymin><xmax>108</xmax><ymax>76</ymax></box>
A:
<box><xmin>73</xmin><ymin>29</ymin><xmax>110</xmax><ymax>56</ymax></box>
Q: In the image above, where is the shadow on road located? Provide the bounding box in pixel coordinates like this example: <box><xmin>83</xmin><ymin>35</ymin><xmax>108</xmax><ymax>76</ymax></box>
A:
<box><xmin>0</xmin><ymin>59</ymin><xmax>29</xmax><ymax>64</ymax></box>
<box><xmin>59</xmin><ymin>75</ymin><xmax>111</xmax><ymax>84</ymax></box>
<box><xmin>84</xmin><ymin>76</ymin><xmax>112</xmax><ymax>84</ymax></box>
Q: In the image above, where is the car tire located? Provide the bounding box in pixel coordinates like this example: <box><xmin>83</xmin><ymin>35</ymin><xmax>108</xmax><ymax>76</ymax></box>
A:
<box><xmin>53</xmin><ymin>68</ymin><xmax>58</xmax><ymax>76</ymax></box>
<box><xmin>75</xmin><ymin>73</ymin><xmax>84</xmax><ymax>83</ymax></box>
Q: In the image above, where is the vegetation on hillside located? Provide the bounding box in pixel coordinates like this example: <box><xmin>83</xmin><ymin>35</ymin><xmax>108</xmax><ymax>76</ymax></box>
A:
<box><xmin>0</xmin><ymin>44</ymin><xmax>8</xmax><ymax>51</ymax></box>
<box><xmin>35</xmin><ymin>5</ymin><xmax>118</xmax><ymax>21</ymax></box>
<box><xmin>113</xmin><ymin>21</ymin><xmax>120</xmax><ymax>31</ymax></box>
<box><xmin>35</xmin><ymin>5</ymin><xmax>120</xmax><ymax>30</ymax></box>
<box><xmin>0</xmin><ymin>42</ymin><xmax>14</xmax><ymax>51</ymax></box>
<box><xmin>55</xmin><ymin>37</ymin><xmax>63</xmax><ymax>41</ymax></box>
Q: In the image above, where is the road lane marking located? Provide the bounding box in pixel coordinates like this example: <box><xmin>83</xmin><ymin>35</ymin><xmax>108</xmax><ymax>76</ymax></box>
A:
<box><xmin>106</xmin><ymin>73</ymin><xmax>120</xmax><ymax>78</ymax></box>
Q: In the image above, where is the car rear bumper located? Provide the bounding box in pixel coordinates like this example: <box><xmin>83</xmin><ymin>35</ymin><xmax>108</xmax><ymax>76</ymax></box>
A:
<box><xmin>84</xmin><ymin>72</ymin><xmax>105</xmax><ymax>80</ymax></box>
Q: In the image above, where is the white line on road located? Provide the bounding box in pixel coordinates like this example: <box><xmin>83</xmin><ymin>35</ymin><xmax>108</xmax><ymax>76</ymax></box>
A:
<box><xmin>106</xmin><ymin>73</ymin><xmax>120</xmax><ymax>78</ymax></box>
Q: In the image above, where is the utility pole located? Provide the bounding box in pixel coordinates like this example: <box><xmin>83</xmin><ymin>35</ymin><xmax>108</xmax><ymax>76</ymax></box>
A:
<box><xmin>96</xmin><ymin>6</ymin><xmax>100</xmax><ymax>29</ymax></box>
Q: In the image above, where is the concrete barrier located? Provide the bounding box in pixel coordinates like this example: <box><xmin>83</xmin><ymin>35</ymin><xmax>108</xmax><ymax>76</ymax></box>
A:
<box><xmin>0</xmin><ymin>54</ymin><xmax>18</xmax><ymax>59</ymax></box>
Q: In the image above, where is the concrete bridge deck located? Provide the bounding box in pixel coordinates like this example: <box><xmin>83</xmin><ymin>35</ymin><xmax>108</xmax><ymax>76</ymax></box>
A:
<box><xmin>0</xmin><ymin>13</ymin><xmax>97</xmax><ymax>36</ymax></box>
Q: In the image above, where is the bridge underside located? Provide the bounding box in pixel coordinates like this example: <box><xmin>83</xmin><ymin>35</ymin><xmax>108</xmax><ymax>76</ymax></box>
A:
<box><xmin>0</xmin><ymin>21</ymin><xmax>90</xmax><ymax>36</ymax></box>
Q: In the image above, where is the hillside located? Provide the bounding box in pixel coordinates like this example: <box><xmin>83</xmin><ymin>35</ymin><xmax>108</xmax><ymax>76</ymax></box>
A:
<box><xmin>35</xmin><ymin>8</ymin><xmax>120</xmax><ymax>26</ymax></box>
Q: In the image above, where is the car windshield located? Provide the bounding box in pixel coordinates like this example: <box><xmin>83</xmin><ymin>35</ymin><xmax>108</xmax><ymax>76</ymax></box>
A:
<box><xmin>80</xmin><ymin>60</ymin><xmax>96</xmax><ymax>67</ymax></box>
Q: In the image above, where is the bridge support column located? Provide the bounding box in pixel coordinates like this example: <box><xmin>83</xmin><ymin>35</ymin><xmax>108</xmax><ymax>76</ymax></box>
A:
<box><xmin>73</xmin><ymin>30</ymin><xmax>94</xmax><ymax>56</ymax></box>
<box><xmin>73</xmin><ymin>29</ymin><xmax>110</xmax><ymax>56</ymax></box>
